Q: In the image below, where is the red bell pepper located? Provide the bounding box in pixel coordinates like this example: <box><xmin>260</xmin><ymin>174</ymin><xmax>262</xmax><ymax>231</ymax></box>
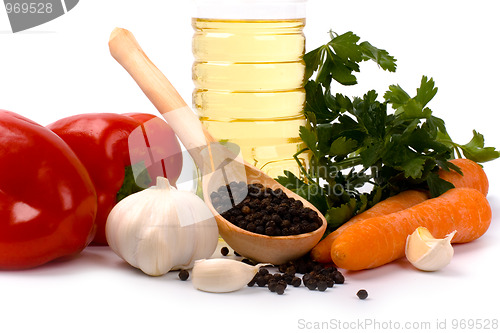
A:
<box><xmin>0</xmin><ymin>110</ymin><xmax>97</xmax><ymax>269</ymax></box>
<box><xmin>47</xmin><ymin>113</ymin><xmax>183</xmax><ymax>245</ymax></box>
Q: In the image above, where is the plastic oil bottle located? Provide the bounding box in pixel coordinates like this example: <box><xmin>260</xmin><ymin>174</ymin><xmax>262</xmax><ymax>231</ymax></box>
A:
<box><xmin>192</xmin><ymin>0</ymin><xmax>308</xmax><ymax>178</ymax></box>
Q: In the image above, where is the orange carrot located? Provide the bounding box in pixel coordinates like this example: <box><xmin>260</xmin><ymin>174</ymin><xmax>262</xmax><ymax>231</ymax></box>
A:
<box><xmin>330</xmin><ymin>188</ymin><xmax>491</xmax><ymax>270</ymax></box>
<box><xmin>310</xmin><ymin>190</ymin><xmax>429</xmax><ymax>263</ymax></box>
<box><xmin>438</xmin><ymin>158</ymin><xmax>489</xmax><ymax>196</ymax></box>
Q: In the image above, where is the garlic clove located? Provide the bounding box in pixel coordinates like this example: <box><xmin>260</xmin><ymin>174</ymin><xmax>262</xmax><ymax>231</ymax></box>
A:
<box><xmin>192</xmin><ymin>258</ymin><xmax>267</xmax><ymax>293</ymax></box>
<box><xmin>405</xmin><ymin>227</ymin><xmax>456</xmax><ymax>272</ymax></box>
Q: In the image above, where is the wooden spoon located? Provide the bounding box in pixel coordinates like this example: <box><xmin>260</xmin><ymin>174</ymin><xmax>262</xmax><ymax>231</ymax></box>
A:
<box><xmin>108</xmin><ymin>28</ymin><xmax>326</xmax><ymax>264</ymax></box>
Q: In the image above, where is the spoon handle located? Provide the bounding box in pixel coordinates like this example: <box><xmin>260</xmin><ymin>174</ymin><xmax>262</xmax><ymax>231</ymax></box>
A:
<box><xmin>108</xmin><ymin>27</ymin><xmax>209</xmax><ymax>152</ymax></box>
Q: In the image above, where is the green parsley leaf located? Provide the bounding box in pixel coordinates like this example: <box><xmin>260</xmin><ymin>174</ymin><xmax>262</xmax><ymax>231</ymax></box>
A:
<box><xmin>304</xmin><ymin>81</ymin><xmax>335</xmax><ymax>123</ymax></box>
<box><xmin>426</xmin><ymin>172</ymin><xmax>455</xmax><ymax>198</ymax></box>
<box><xmin>299</xmin><ymin>126</ymin><xmax>317</xmax><ymax>156</ymax></box>
<box><xmin>325</xmin><ymin>198</ymin><xmax>357</xmax><ymax>230</ymax></box>
<box><xmin>458</xmin><ymin>130</ymin><xmax>500</xmax><ymax>162</ymax></box>
<box><xmin>400</xmin><ymin>156</ymin><xmax>427</xmax><ymax>179</ymax></box>
<box><xmin>415</xmin><ymin>76</ymin><xmax>438</xmax><ymax>108</ymax></box>
<box><xmin>305</xmin><ymin>31</ymin><xmax>398</xmax><ymax>86</ymax></box>
<box><xmin>276</xmin><ymin>171</ymin><xmax>328</xmax><ymax>213</ymax></box>
<box><xmin>383</xmin><ymin>84</ymin><xmax>410</xmax><ymax>109</ymax></box>
<box><xmin>359</xmin><ymin>41</ymin><xmax>397</xmax><ymax>72</ymax></box>
<box><xmin>330</xmin><ymin>137</ymin><xmax>358</xmax><ymax>156</ymax></box>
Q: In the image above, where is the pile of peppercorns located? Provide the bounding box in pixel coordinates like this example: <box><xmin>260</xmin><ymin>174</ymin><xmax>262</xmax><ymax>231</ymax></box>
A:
<box><xmin>211</xmin><ymin>182</ymin><xmax>322</xmax><ymax>236</ymax></box>
<box><xmin>181</xmin><ymin>248</ymin><xmax>369</xmax><ymax>299</ymax></box>
<box><xmin>246</xmin><ymin>253</ymin><xmax>344</xmax><ymax>295</ymax></box>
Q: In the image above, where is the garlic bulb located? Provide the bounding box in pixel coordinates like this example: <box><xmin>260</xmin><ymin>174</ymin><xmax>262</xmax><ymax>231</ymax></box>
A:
<box><xmin>405</xmin><ymin>227</ymin><xmax>456</xmax><ymax>272</ymax></box>
<box><xmin>106</xmin><ymin>176</ymin><xmax>219</xmax><ymax>276</ymax></box>
<box><xmin>192</xmin><ymin>258</ymin><xmax>267</xmax><ymax>293</ymax></box>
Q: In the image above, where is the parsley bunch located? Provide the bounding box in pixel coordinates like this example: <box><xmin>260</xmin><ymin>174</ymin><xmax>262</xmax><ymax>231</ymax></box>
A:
<box><xmin>277</xmin><ymin>31</ymin><xmax>499</xmax><ymax>232</ymax></box>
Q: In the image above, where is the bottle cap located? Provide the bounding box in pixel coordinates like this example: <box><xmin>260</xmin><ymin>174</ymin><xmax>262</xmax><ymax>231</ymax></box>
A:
<box><xmin>193</xmin><ymin>0</ymin><xmax>307</xmax><ymax>20</ymax></box>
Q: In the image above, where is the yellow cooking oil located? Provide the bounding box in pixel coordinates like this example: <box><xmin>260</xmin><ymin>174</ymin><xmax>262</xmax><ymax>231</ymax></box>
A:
<box><xmin>192</xmin><ymin>18</ymin><xmax>308</xmax><ymax>178</ymax></box>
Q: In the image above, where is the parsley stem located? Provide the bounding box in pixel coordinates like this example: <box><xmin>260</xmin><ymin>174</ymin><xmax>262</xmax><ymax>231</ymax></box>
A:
<box><xmin>293</xmin><ymin>148</ymin><xmax>316</xmax><ymax>184</ymax></box>
<box><xmin>331</xmin><ymin>156</ymin><xmax>363</xmax><ymax>170</ymax></box>
<box><xmin>437</xmin><ymin>137</ymin><xmax>464</xmax><ymax>159</ymax></box>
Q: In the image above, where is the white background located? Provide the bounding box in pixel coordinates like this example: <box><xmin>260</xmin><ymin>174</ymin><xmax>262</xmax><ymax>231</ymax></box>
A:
<box><xmin>1</xmin><ymin>1</ymin><xmax>500</xmax><ymax>332</ymax></box>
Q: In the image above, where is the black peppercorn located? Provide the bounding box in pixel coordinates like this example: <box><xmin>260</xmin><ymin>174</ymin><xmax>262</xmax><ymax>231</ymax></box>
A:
<box><xmin>241</xmin><ymin>205</ymin><xmax>251</xmax><ymax>214</ymax></box>
<box><xmin>255</xmin><ymin>225</ymin><xmax>265</xmax><ymax>234</ymax></box>
<box><xmin>261</xmin><ymin>198</ymin><xmax>271</xmax><ymax>206</ymax></box>
<box><xmin>289</xmin><ymin>225</ymin><xmax>301</xmax><ymax>235</ymax></box>
<box><xmin>247</xmin><ymin>223</ymin><xmax>256</xmax><ymax>232</ymax></box>
<box><xmin>256</xmin><ymin>275</ymin><xmax>267</xmax><ymax>287</ymax></box>
<box><xmin>268</xmin><ymin>281</ymin><xmax>278</xmax><ymax>292</ymax></box>
<box><xmin>178</xmin><ymin>270</ymin><xmax>189</xmax><ymax>281</ymax></box>
<box><xmin>277</xmin><ymin>280</ymin><xmax>288</xmax><ymax>290</ymax></box>
<box><xmin>357</xmin><ymin>289</ymin><xmax>368</xmax><ymax>300</ymax></box>
<box><xmin>277</xmin><ymin>206</ymin><xmax>287</xmax><ymax>216</ymax></box>
<box><xmin>282</xmin><ymin>273</ymin><xmax>294</xmax><ymax>284</ymax></box>
<box><xmin>317</xmin><ymin>280</ymin><xmax>328</xmax><ymax>292</ymax></box>
<box><xmin>275</xmin><ymin>284</ymin><xmax>286</xmax><ymax>295</ymax></box>
<box><xmin>265</xmin><ymin>226</ymin><xmax>275</xmax><ymax>236</ymax></box>
<box><xmin>297</xmin><ymin>262</ymin><xmax>308</xmax><ymax>274</ymax></box>
<box><xmin>278</xmin><ymin>264</ymin><xmax>288</xmax><ymax>273</ymax></box>
<box><xmin>247</xmin><ymin>276</ymin><xmax>256</xmax><ymax>287</ymax></box>
<box><xmin>306</xmin><ymin>279</ymin><xmax>317</xmax><ymax>290</ymax></box>
<box><xmin>266</xmin><ymin>220</ymin><xmax>277</xmax><ymax>229</ymax></box>
<box><xmin>333</xmin><ymin>271</ymin><xmax>345</xmax><ymax>284</ymax></box>
<box><xmin>220</xmin><ymin>247</ymin><xmax>229</xmax><ymax>256</ymax></box>
<box><xmin>313</xmin><ymin>264</ymin><xmax>323</xmax><ymax>272</ymax></box>
<box><xmin>291</xmin><ymin>277</ymin><xmax>301</xmax><ymax>287</ymax></box>
<box><xmin>285</xmin><ymin>266</ymin><xmax>296</xmax><ymax>275</ymax></box>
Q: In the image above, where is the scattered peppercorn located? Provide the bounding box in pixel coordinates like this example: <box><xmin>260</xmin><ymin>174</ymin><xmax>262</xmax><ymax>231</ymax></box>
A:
<box><xmin>278</xmin><ymin>264</ymin><xmax>288</xmax><ymax>273</ymax></box>
<box><xmin>220</xmin><ymin>246</ymin><xmax>229</xmax><ymax>256</ymax></box>
<box><xmin>212</xmin><ymin>182</ymin><xmax>322</xmax><ymax>236</ymax></box>
<box><xmin>291</xmin><ymin>276</ymin><xmax>302</xmax><ymax>287</ymax></box>
<box><xmin>178</xmin><ymin>269</ymin><xmax>189</xmax><ymax>281</ymax></box>
<box><xmin>275</xmin><ymin>283</ymin><xmax>286</xmax><ymax>295</ymax></box>
<box><xmin>256</xmin><ymin>275</ymin><xmax>267</xmax><ymax>287</ymax></box>
<box><xmin>333</xmin><ymin>271</ymin><xmax>345</xmax><ymax>284</ymax></box>
<box><xmin>306</xmin><ymin>279</ymin><xmax>318</xmax><ymax>290</ymax></box>
<box><xmin>317</xmin><ymin>280</ymin><xmax>328</xmax><ymax>292</ymax></box>
<box><xmin>245</xmin><ymin>253</ymin><xmax>345</xmax><ymax>295</ymax></box>
<box><xmin>268</xmin><ymin>280</ymin><xmax>278</xmax><ymax>292</ymax></box>
<box><xmin>277</xmin><ymin>280</ymin><xmax>287</xmax><ymax>290</ymax></box>
<box><xmin>247</xmin><ymin>277</ymin><xmax>256</xmax><ymax>287</ymax></box>
<box><xmin>357</xmin><ymin>289</ymin><xmax>368</xmax><ymax>300</ymax></box>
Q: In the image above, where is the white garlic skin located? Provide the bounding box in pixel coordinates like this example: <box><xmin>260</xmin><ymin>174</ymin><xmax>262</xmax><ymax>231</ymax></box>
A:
<box><xmin>106</xmin><ymin>177</ymin><xmax>219</xmax><ymax>276</ymax></box>
<box><xmin>192</xmin><ymin>258</ymin><xmax>266</xmax><ymax>293</ymax></box>
<box><xmin>405</xmin><ymin>227</ymin><xmax>456</xmax><ymax>272</ymax></box>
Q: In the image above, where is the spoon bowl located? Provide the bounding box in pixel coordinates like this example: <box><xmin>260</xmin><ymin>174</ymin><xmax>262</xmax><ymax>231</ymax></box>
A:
<box><xmin>109</xmin><ymin>28</ymin><xmax>326</xmax><ymax>264</ymax></box>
